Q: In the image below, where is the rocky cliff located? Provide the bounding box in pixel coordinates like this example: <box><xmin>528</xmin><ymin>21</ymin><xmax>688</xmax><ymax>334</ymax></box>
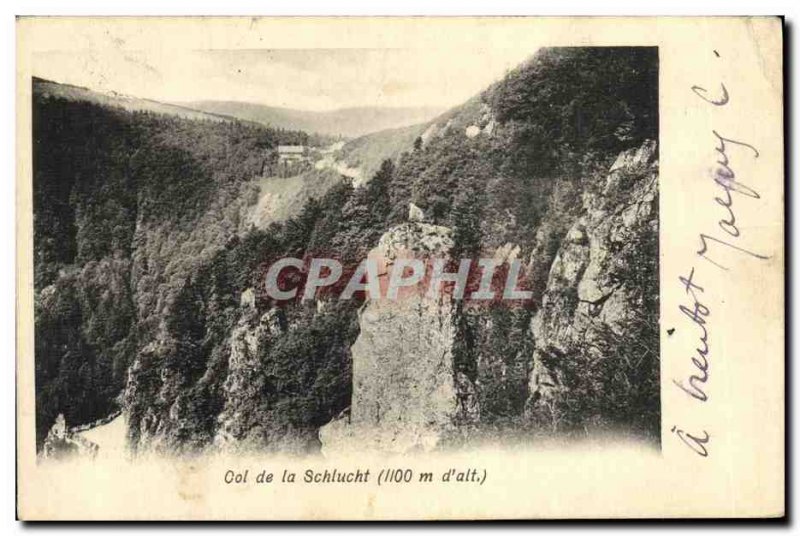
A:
<box><xmin>526</xmin><ymin>140</ymin><xmax>659</xmax><ymax>439</ymax></box>
<box><xmin>214</xmin><ymin>297</ymin><xmax>286</xmax><ymax>450</ymax></box>
<box><xmin>320</xmin><ymin>220</ymin><xmax>463</xmax><ymax>454</ymax></box>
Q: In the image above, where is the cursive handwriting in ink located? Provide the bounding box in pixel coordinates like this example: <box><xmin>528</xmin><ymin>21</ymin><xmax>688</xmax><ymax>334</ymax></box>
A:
<box><xmin>671</xmin><ymin>425</ymin><xmax>710</xmax><ymax>457</ymax></box>
<box><xmin>673</xmin><ymin>268</ymin><xmax>710</xmax><ymax>403</ymax></box>
<box><xmin>691</xmin><ymin>83</ymin><xmax>729</xmax><ymax>106</ymax></box>
<box><xmin>691</xmin><ymin>50</ymin><xmax>729</xmax><ymax>106</ymax></box>
<box><xmin>692</xmin><ymin>77</ymin><xmax>769</xmax><ymax>271</ymax></box>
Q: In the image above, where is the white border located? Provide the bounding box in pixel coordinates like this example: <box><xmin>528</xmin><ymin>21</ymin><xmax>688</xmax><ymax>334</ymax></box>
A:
<box><xmin>5</xmin><ymin>1</ymin><xmax>795</xmax><ymax>533</ymax></box>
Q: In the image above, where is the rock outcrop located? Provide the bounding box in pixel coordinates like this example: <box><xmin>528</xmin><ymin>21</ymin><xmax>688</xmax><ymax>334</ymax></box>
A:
<box><xmin>40</xmin><ymin>414</ymin><xmax>100</xmax><ymax>461</ymax></box>
<box><xmin>214</xmin><ymin>294</ymin><xmax>285</xmax><ymax>449</ymax></box>
<box><xmin>526</xmin><ymin>140</ymin><xmax>658</xmax><ymax>413</ymax></box>
<box><xmin>320</xmin><ymin>222</ymin><xmax>461</xmax><ymax>454</ymax></box>
<box><xmin>408</xmin><ymin>202</ymin><xmax>426</xmax><ymax>222</ymax></box>
<box><xmin>465</xmin><ymin>125</ymin><xmax>481</xmax><ymax>139</ymax></box>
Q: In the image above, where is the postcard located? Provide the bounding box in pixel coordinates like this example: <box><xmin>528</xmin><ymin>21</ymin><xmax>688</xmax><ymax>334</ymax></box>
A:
<box><xmin>16</xmin><ymin>16</ymin><xmax>784</xmax><ymax>520</ymax></box>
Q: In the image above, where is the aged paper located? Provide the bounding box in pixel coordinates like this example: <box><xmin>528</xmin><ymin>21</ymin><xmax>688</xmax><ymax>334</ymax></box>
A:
<box><xmin>16</xmin><ymin>16</ymin><xmax>784</xmax><ymax>520</ymax></box>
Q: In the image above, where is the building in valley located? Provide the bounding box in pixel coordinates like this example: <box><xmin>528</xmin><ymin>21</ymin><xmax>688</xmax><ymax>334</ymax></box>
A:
<box><xmin>277</xmin><ymin>145</ymin><xmax>308</xmax><ymax>162</ymax></box>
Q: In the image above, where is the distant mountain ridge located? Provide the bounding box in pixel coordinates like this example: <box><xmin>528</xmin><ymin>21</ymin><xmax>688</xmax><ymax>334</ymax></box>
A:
<box><xmin>180</xmin><ymin>100</ymin><xmax>444</xmax><ymax>138</ymax></box>
<box><xmin>33</xmin><ymin>77</ymin><xmax>235</xmax><ymax>123</ymax></box>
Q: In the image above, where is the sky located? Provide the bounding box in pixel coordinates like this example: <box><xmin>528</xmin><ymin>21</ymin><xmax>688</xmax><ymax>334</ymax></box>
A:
<box><xmin>32</xmin><ymin>47</ymin><xmax>537</xmax><ymax>111</ymax></box>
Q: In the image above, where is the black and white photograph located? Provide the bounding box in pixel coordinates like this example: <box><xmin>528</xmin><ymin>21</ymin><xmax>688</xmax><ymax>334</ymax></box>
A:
<box><xmin>32</xmin><ymin>45</ymin><xmax>660</xmax><ymax>459</ymax></box>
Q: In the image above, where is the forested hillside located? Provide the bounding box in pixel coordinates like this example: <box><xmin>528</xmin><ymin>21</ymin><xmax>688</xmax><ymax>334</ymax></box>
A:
<box><xmin>34</xmin><ymin>47</ymin><xmax>660</xmax><ymax>454</ymax></box>
<box><xmin>33</xmin><ymin>82</ymin><xmax>310</xmax><ymax>446</ymax></box>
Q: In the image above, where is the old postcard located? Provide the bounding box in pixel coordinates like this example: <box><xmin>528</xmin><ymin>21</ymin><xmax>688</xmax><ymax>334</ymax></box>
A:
<box><xmin>15</xmin><ymin>16</ymin><xmax>784</xmax><ymax>520</ymax></box>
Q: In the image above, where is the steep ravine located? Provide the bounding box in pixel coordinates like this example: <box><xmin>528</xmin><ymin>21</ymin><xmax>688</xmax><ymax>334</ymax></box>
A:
<box><xmin>37</xmin><ymin>47</ymin><xmax>660</xmax><ymax>457</ymax></box>
<box><xmin>42</xmin><ymin>139</ymin><xmax>658</xmax><ymax>457</ymax></box>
